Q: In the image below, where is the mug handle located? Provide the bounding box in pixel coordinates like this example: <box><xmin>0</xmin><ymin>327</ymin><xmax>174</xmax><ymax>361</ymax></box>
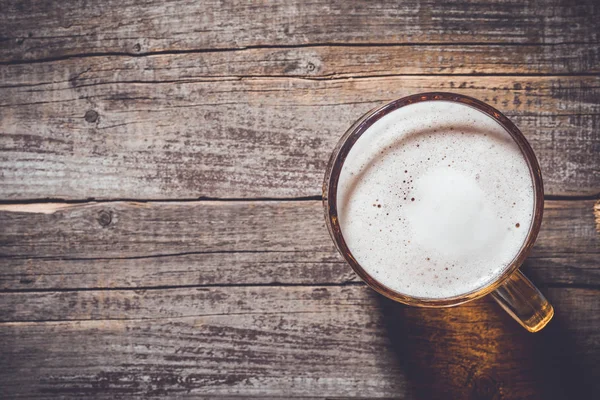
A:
<box><xmin>490</xmin><ymin>269</ymin><xmax>554</xmax><ymax>332</ymax></box>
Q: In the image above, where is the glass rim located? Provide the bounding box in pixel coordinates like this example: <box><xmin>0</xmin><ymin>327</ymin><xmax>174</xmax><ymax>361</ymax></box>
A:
<box><xmin>322</xmin><ymin>92</ymin><xmax>545</xmax><ymax>307</ymax></box>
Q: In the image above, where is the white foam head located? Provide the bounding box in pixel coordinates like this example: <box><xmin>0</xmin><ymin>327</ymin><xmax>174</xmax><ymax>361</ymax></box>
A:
<box><xmin>337</xmin><ymin>100</ymin><xmax>534</xmax><ymax>299</ymax></box>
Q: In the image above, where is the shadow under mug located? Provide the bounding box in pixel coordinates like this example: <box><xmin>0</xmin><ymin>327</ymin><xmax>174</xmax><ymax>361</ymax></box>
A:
<box><xmin>323</xmin><ymin>92</ymin><xmax>554</xmax><ymax>333</ymax></box>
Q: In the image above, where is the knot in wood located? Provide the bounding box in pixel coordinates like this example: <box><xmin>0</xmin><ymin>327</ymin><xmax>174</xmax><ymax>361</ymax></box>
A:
<box><xmin>84</xmin><ymin>110</ymin><xmax>99</xmax><ymax>123</ymax></box>
<box><xmin>98</xmin><ymin>210</ymin><xmax>112</xmax><ymax>227</ymax></box>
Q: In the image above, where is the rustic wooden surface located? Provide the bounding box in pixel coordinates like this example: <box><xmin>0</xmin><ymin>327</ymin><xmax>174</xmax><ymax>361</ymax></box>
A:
<box><xmin>1</xmin><ymin>0</ymin><xmax>599</xmax><ymax>399</ymax></box>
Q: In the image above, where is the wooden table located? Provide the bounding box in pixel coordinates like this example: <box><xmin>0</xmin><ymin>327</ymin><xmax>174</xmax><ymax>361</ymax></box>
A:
<box><xmin>1</xmin><ymin>1</ymin><xmax>599</xmax><ymax>398</ymax></box>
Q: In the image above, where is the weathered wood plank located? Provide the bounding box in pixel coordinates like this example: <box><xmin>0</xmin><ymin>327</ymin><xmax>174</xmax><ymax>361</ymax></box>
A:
<box><xmin>1</xmin><ymin>0</ymin><xmax>598</xmax><ymax>62</ymax></box>
<box><xmin>2</xmin><ymin>43</ymin><xmax>600</xmax><ymax>84</ymax></box>
<box><xmin>0</xmin><ymin>286</ymin><xmax>598</xmax><ymax>399</ymax></box>
<box><xmin>1</xmin><ymin>200</ymin><xmax>597</xmax><ymax>291</ymax></box>
<box><xmin>1</xmin><ymin>75</ymin><xmax>599</xmax><ymax>199</ymax></box>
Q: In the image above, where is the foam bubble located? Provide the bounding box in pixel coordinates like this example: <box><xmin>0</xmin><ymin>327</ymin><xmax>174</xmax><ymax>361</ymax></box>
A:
<box><xmin>337</xmin><ymin>101</ymin><xmax>534</xmax><ymax>299</ymax></box>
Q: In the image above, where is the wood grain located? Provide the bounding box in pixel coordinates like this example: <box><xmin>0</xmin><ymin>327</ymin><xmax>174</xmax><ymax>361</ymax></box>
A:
<box><xmin>1</xmin><ymin>74</ymin><xmax>599</xmax><ymax>199</ymax></box>
<box><xmin>1</xmin><ymin>1</ymin><xmax>599</xmax><ymax>398</ymax></box>
<box><xmin>1</xmin><ymin>200</ymin><xmax>598</xmax><ymax>291</ymax></box>
<box><xmin>2</xmin><ymin>43</ymin><xmax>600</xmax><ymax>79</ymax></box>
<box><xmin>0</xmin><ymin>285</ymin><xmax>598</xmax><ymax>399</ymax></box>
<box><xmin>1</xmin><ymin>0</ymin><xmax>598</xmax><ymax>62</ymax></box>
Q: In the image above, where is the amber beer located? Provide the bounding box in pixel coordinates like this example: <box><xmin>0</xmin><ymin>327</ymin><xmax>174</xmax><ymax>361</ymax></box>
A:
<box><xmin>324</xmin><ymin>93</ymin><xmax>554</xmax><ymax>332</ymax></box>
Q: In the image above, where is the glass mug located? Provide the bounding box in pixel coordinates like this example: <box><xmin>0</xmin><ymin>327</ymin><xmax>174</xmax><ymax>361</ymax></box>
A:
<box><xmin>323</xmin><ymin>92</ymin><xmax>554</xmax><ymax>333</ymax></box>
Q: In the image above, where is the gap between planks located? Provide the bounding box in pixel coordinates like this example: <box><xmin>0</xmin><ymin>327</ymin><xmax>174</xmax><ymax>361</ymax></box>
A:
<box><xmin>0</xmin><ymin>194</ymin><xmax>597</xmax><ymax>208</ymax></box>
<box><xmin>2</xmin><ymin>74</ymin><xmax>600</xmax><ymax>90</ymax></box>
<box><xmin>0</xmin><ymin>281</ymin><xmax>598</xmax><ymax>296</ymax></box>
